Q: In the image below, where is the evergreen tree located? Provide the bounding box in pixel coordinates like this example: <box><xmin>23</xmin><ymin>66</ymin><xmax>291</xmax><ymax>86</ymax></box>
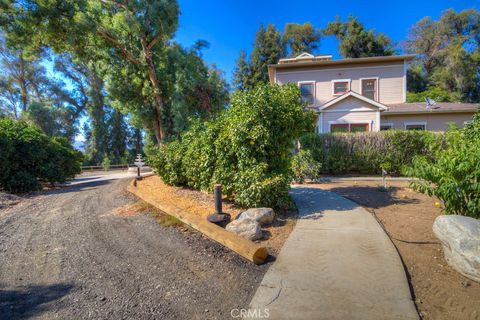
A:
<box><xmin>108</xmin><ymin>108</ymin><xmax>127</xmax><ymax>164</ymax></box>
<box><xmin>324</xmin><ymin>16</ymin><xmax>395</xmax><ymax>58</ymax></box>
<box><xmin>232</xmin><ymin>50</ymin><xmax>250</xmax><ymax>91</ymax></box>
<box><xmin>249</xmin><ymin>24</ymin><xmax>283</xmax><ymax>86</ymax></box>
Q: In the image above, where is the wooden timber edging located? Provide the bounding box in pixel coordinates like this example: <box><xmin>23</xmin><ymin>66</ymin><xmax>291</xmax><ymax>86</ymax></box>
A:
<box><xmin>127</xmin><ymin>178</ymin><xmax>268</xmax><ymax>265</ymax></box>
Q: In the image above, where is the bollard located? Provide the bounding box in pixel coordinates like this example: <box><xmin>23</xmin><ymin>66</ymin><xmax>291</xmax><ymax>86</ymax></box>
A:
<box><xmin>214</xmin><ymin>184</ymin><xmax>222</xmax><ymax>214</ymax></box>
<box><xmin>207</xmin><ymin>184</ymin><xmax>231</xmax><ymax>227</ymax></box>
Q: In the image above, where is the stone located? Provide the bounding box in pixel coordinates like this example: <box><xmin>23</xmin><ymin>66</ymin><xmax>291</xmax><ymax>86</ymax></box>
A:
<box><xmin>433</xmin><ymin>215</ymin><xmax>480</xmax><ymax>283</ymax></box>
<box><xmin>226</xmin><ymin>219</ymin><xmax>262</xmax><ymax>241</ymax></box>
<box><xmin>237</xmin><ymin>208</ymin><xmax>275</xmax><ymax>226</ymax></box>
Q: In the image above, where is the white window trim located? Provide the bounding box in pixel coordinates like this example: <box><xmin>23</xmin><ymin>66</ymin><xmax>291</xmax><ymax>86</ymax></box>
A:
<box><xmin>359</xmin><ymin>77</ymin><xmax>379</xmax><ymax>101</ymax></box>
<box><xmin>331</xmin><ymin>79</ymin><xmax>351</xmax><ymax>96</ymax></box>
<box><xmin>380</xmin><ymin>122</ymin><xmax>394</xmax><ymax>130</ymax></box>
<box><xmin>404</xmin><ymin>121</ymin><xmax>427</xmax><ymax>130</ymax></box>
<box><xmin>298</xmin><ymin>81</ymin><xmax>316</xmax><ymax>107</ymax></box>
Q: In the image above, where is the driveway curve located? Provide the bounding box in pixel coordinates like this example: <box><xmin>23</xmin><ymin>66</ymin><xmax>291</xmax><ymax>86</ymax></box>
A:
<box><xmin>0</xmin><ymin>176</ymin><xmax>265</xmax><ymax>319</ymax></box>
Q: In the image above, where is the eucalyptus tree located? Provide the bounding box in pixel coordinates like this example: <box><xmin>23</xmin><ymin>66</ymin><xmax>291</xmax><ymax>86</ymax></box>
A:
<box><xmin>405</xmin><ymin>9</ymin><xmax>480</xmax><ymax>102</ymax></box>
<box><xmin>324</xmin><ymin>16</ymin><xmax>394</xmax><ymax>58</ymax></box>
<box><xmin>282</xmin><ymin>23</ymin><xmax>322</xmax><ymax>56</ymax></box>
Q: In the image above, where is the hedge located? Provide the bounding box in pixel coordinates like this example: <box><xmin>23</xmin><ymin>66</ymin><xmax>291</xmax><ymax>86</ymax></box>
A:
<box><xmin>299</xmin><ymin>130</ymin><xmax>441</xmax><ymax>175</ymax></box>
<box><xmin>0</xmin><ymin>118</ymin><xmax>83</xmax><ymax>193</ymax></box>
<box><xmin>148</xmin><ymin>84</ymin><xmax>315</xmax><ymax>208</ymax></box>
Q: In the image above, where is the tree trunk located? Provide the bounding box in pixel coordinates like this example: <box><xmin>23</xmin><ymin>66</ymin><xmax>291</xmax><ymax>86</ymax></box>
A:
<box><xmin>141</xmin><ymin>38</ymin><xmax>165</xmax><ymax>144</ymax></box>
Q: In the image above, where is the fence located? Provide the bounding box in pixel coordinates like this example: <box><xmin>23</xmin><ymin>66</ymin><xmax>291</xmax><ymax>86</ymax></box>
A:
<box><xmin>80</xmin><ymin>164</ymin><xmax>131</xmax><ymax>173</ymax></box>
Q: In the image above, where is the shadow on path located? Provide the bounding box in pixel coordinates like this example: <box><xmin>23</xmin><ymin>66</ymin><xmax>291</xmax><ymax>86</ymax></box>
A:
<box><xmin>0</xmin><ymin>283</ymin><xmax>74</xmax><ymax>319</ymax></box>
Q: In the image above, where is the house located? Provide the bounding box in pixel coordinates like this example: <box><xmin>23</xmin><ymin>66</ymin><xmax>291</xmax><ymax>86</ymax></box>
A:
<box><xmin>268</xmin><ymin>53</ymin><xmax>478</xmax><ymax>133</ymax></box>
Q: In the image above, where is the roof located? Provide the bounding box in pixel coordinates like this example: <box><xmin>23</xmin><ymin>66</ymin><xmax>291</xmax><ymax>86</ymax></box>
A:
<box><xmin>268</xmin><ymin>54</ymin><xmax>416</xmax><ymax>83</ymax></box>
<box><xmin>278</xmin><ymin>52</ymin><xmax>333</xmax><ymax>64</ymax></box>
<box><xmin>269</xmin><ymin>54</ymin><xmax>416</xmax><ymax>70</ymax></box>
<box><xmin>384</xmin><ymin>102</ymin><xmax>479</xmax><ymax>115</ymax></box>
<box><xmin>319</xmin><ymin>91</ymin><xmax>388</xmax><ymax>111</ymax></box>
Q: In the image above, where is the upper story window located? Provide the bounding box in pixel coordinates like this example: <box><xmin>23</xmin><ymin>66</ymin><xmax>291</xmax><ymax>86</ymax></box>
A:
<box><xmin>299</xmin><ymin>82</ymin><xmax>315</xmax><ymax>106</ymax></box>
<box><xmin>332</xmin><ymin>80</ymin><xmax>350</xmax><ymax>95</ymax></box>
<box><xmin>361</xmin><ymin>78</ymin><xmax>378</xmax><ymax>101</ymax></box>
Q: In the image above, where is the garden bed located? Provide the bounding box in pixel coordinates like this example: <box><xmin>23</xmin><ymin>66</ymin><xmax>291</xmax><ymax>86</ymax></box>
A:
<box><xmin>316</xmin><ymin>180</ymin><xmax>480</xmax><ymax>320</ymax></box>
<box><xmin>130</xmin><ymin>175</ymin><xmax>297</xmax><ymax>256</ymax></box>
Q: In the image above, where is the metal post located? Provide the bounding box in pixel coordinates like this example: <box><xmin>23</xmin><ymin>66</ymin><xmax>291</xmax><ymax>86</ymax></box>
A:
<box><xmin>214</xmin><ymin>184</ymin><xmax>222</xmax><ymax>214</ymax></box>
<box><xmin>207</xmin><ymin>184</ymin><xmax>231</xmax><ymax>227</ymax></box>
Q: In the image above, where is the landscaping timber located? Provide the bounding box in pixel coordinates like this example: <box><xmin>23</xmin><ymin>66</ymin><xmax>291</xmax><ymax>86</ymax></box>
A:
<box><xmin>128</xmin><ymin>177</ymin><xmax>268</xmax><ymax>264</ymax></box>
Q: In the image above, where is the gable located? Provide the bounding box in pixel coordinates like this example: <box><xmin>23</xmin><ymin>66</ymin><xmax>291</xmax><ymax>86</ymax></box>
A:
<box><xmin>322</xmin><ymin>96</ymin><xmax>380</xmax><ymax>112</ymax></box>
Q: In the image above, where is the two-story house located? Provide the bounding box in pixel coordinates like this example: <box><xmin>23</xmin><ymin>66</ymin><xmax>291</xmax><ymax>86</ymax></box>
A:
<box><xmin>268</xmin><ymin>53</ymin><xmax>477</xmax><ymax>133</ymax></box>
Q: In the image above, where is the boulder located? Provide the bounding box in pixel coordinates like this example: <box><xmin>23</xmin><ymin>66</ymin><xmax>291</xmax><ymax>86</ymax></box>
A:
<box><xmin>238</xmin><ymin>208</ymin><xmax>275</xmax><ymax>226</ymax></box>
<box><xmin>226</xmin><ymin>219</ymin><xmax>262</xmax><ymax>241</ymax></box>
<box><xmin>433</xmin><ymin>215</ymin><xmax>480</xmax><ymax>282</ymax></box>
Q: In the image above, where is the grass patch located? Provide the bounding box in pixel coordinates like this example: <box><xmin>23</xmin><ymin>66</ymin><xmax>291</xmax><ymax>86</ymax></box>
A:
<box><xmin>119</xmin><ymin>200</ymin><xmax>186</xmax><ymax>228</ymax></box>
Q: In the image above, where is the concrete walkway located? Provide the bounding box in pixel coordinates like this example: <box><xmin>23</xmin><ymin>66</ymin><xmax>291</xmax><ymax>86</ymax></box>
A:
<box><xmin>249</xmin><ymin>186</ymin><xmax>418</xmax><ymax>320</ymax></box>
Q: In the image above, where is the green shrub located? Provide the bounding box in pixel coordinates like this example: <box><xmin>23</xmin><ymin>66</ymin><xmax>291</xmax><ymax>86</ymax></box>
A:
<box><xmin>0</xmin><ymin>118</ymin><xmax>82</xmax><ymax>192</ymax></box>
<box><xmin>148</xmin><ymin>84</ymin><xmax>315</xmax><ymax>208</ymax></box>
<box><xmin>406</xmin><ymin>113</ymin><xmax>480</xmax><ymax>218</ymax></box>
<box><xmin>300</xmin><ymin>130</ymin><xmax>439</xmax><ymax>175</ymax></box>
<box><xmin>291</xmin><ymin>150</ymin><xmax>322</xmax><ymax>183</ymax></box>
<box><xmin>101</xmin><ymin>155</ymin><xmax>111</xmax><ymax>171</ymax></box>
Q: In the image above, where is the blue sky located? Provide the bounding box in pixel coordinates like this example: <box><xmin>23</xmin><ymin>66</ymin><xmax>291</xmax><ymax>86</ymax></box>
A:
<box><xmin>174</xmin><ymin>0</ymin><xmax>478</xmax><ymax>84</ymax></box>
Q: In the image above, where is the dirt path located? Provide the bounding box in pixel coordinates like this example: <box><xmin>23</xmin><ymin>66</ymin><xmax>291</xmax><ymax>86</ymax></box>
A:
<box><xmin>0</xmin><ymin>178</ymin><xmax>266</xmax><ymax>319</ymax></box>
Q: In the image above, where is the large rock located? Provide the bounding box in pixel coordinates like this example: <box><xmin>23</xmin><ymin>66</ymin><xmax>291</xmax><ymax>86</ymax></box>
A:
<box><xmin>238</xmin><ymin>208</ymin><xmax>275</xmax><ymax>226</ymax></box>
<box><xmin>226</xmin><ymin>219</ymin><xmax>262</xmax><ymax>241</ymax></box>
<box><xmin>433</xmin><ymin>215</ymin><xmax>480</xmax><ymax>282</ymax></box>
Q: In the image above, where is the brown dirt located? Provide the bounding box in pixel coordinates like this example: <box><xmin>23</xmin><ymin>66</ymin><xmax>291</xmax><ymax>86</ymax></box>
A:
<box><xmin>316</xmin><ymin>180</ymin><xmax>480</xmax><ymax>320</ymax></box>
<box><xmin>137</xmin><ymin>175</ymin><xmax>297</xmax><ymax>255</ymax></box>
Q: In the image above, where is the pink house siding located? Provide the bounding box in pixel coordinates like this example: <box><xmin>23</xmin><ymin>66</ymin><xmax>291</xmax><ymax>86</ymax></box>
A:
<box><xmin>275</xmin><ymin>62</ymin><xmax>405</xmax><ymax>105</ymax></box>
<box><xmin>381</xmin><ymin>113</ymin><xmax>475</xmax><ymax>131</ymax></box>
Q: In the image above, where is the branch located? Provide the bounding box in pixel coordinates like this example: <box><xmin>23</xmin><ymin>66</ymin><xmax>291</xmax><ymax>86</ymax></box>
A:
<box><xmin>97</xmin><ymin>29</ymin><xmax>140</xmax><ymax>65</ymax></box>
<box><xmin>147</xmin><ymin>34</ymin><xmax>163</xmax><ymax>50</ymax></box>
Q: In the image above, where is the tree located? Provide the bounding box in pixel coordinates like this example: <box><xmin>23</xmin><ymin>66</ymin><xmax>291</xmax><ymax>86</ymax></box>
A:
<box><xmin>324</xmin><ymin>16</ymin><xmax>395</xmax><ymax>58</ymax></box>
<box><xmin>232</xmin><ymin>50</ymin><xmax>250</xmax><ymax>91</ymax></box>
<box><xmin>249</xmin><ymin>24</ymin><xmax>283</xmax><ymax>86</ymax></box>
<box><xmin>108</xmin><ymin>108</ymin><xmax>127</xmax><ymax>164</ymax></box>
<box><xmin>405</xmin><ymin>9</ymin><xmax>480</xmax><ymax>102</ymax></box>
<box><xmin>282</xmin><ymin>23</ymin><xmax>322</xmax><ymax>57</ymax></box>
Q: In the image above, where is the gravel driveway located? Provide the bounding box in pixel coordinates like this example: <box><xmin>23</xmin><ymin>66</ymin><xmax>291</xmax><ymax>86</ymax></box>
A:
<box><xmin>0</xmin><ymin>176</ymin><xmax>266</xmax><ymax>319</ymax></box>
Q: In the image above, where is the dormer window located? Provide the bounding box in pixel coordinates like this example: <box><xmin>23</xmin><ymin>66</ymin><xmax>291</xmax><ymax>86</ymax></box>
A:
<box><xmin>332</xmin><ymin>79</ymin><xmax>350</xmax><ymax>95</ymax></box>
<box><xmin>299</xmin><ymin>81</ymin><xmax>315</xmax><ymax>106</ymax></box>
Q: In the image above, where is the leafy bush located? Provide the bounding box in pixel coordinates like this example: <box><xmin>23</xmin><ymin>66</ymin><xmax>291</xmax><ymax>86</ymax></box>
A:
<box><xmin>406</xmin><ymin>112</ymin><xmax>480</xmax><ymax>218</ymax></box>
<box><xmin>407</xmin><ymin>86</ymin><xmax>459</xmax><ymax>103</ymax></box>
<box><xmin>148</xmin><ymin>84</ymin><xmax>315</xmax><ymax>208</ymax></box>
<box><xmin>0</xmin><ymin>118</ymin><xmax>82</xmax><ymax>193</ymax></box>
<box><xmin>101</xmin><ymin>155</ymin><xmax>111</xmax><ymax>171</ymax></box>
<box><xmin>291</xmin><ymin>150</ymin><xmax>322</xmax><ymax>183</ymax></box>
<box><xmin>300</xmin><ymin>130</ymin><xmax>439</xmax><ymax>175</ymax></box>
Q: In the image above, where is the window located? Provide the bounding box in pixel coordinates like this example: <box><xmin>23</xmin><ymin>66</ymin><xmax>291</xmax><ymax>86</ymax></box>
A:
<box><xmin>380</xmin><ymin>123</ymin><xmax>393</xmax><ymax>131</ymax></box>
<box><xmin>331</xmin><ymin>124</ymin><xmax>349</xmax><ymax>133</ymax></box>
<box><xmin>361</xmin><ymin>78</ymin><xmax>378</xmax><ymax>101</ymax></box>
<box><xmin>350</xmin><ymin>124</ymin><xmax>368</xmax><ymax>132</ymax></box>
<box><xmin>405</xmin><ymin>122</ymin><xmax>426</xmax><ymax>130</ymax></box>
<box><xmin>332</xmin><ymin>80</ymin><xmax>350</xmax><ymax>95</ymax></box>
<box><xmin>299</xmin><ymin>82</ymin><xmax>315</xmax><ymax>106</ymax></box>
<box><xmin>330</xmin><ymin>123</ymin><xmax>369</xmax><ymax>133</ymax></box>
